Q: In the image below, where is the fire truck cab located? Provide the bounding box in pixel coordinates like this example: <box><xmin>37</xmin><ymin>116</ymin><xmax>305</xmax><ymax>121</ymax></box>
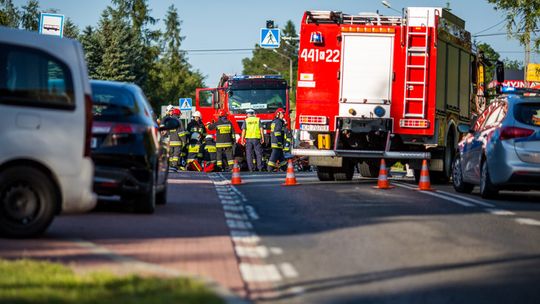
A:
<box><xmin>293</xmin><ymin>7</ymin><xmax>485</xmax><ymax>182</ymax></box>
<box><xmin>195</xmin><ymin>75</ymin><xmax>290</xmax><ymax>137</ymax></box>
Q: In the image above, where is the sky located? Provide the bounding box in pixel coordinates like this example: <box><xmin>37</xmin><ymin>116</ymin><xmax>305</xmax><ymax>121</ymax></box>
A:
<box><xmin>13</xmin><ymin>0</ymin><xmax>536</xmax><ymax>86</ymax></box>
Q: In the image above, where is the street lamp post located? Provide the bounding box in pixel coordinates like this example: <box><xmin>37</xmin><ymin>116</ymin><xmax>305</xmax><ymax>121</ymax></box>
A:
<box><xmin>381</xmin><ymin>1</ymin><xmax>401</xmax><ymax>14</ymax></box>
<box><xmin>262</xmin><ymin>63</ymin><xmax>280</xmax><ymax>75</ymax></box>
<box><xmin>272</xmin><ymin>49</ymin><xmax>293</xmax><ymax>89</ymax></box>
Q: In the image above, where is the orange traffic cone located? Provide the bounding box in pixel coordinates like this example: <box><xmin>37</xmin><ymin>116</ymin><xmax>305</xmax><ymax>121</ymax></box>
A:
<box><xmin>416</xmin><ymin>159</ymin><xmax>433</xmax><ymax>191</ymax></box>
<box><xmin>231</xmin><ymin>160</ymin><xmax>243</xmax><ymax>185</ymax></box>
<box><xmin>282</xmin><ymin>159</ymin><xmax>298</xmax><ymax>186</ymax></box>
<box><xmin>372</xmin><ymin>159</ymin><xmax>394</xmax><ymax>189</ymax></box>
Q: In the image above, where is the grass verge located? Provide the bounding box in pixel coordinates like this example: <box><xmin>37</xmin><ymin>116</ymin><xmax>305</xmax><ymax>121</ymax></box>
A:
<box><xmin>0</xmin><ymin>259</ymin><xmax>225</xmax><ymax>304</ymax></box>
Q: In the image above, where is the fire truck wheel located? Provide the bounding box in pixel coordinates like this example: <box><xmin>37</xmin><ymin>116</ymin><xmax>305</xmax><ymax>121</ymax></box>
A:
<box><xmin>316</xmin><ymin>166</ymin><xmax>334</xmax><ymax>181</ymax></box>
<box><xmin>359</xmin><ymin>161</ymin><xmax>379</xmax><ymax>178</ymax></box>
<box><xmin>334</xmin><ymin>161</ymin><xmax>355</xmax><ymax>182</ymax></box>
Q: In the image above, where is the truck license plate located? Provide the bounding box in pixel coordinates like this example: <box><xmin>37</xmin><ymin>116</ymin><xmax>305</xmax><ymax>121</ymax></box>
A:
<box><xmin>301</xmin><ymin>124</ymin><xmax>329</xmax><ymax>132</ymax></box>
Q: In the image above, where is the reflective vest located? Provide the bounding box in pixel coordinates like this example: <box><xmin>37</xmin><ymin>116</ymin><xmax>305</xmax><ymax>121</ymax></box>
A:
<box><xmin>245</xmin><ymin>116</ymin><xmax>261</xmax><ymax>139</ymax></box>
<box><xmin>270</xmin><ymin>118</ymin><xmax>284</xmax><ymax>149</ymax></box>
<box><xmin>208</xmin><ymin>117</ymin><xmax>234</xmax><ymax>148</ymax></box>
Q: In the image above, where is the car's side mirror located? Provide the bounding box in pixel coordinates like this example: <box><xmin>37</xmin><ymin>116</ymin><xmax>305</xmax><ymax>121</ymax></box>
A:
<box><xmin>159</xmin><ymin>117</ymin><xmax>180</xmax><ymax>131</ymax></box>
<box><xmin>457</xmin><ymin>123</ymin><xmax>471</xmax><ymax>134</ymax></box>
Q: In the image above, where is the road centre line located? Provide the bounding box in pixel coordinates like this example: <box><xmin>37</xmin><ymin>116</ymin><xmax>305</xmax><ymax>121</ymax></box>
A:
<box><xmin>515</xmin><ymin>218</ymin><xmax>540</xmax><ymax>226</ymax></box>
<box><xmin>486</xmin><ymin>208</ymin><xmax>516</xmax><ymax>216</ymax></box>
<box><xmin>393</xmin><ymin>183</ymin><xmax>474</xmax><ymax>207</ymax></box>
<box><xmin>434</xmin><ymin>190</ymin><xmax>496</xmax><ymax>208</ymax></box>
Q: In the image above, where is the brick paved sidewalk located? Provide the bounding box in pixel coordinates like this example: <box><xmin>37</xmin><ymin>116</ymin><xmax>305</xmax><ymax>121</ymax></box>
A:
<box><xmin>0</xmin><ymin>171</ymin><xmax>246</xmax><ymax>299</ymax></box>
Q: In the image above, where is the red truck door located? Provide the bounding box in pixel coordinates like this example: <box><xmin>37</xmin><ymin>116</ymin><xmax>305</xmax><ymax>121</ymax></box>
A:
<box><xmin>195</xmin><ymin>88</ymin><xmax>220</xmax><ymax>125</ymax></box>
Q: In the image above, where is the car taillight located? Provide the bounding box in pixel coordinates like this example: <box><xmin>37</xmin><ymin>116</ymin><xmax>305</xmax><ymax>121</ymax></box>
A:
<box><xmin>84</xmin><ymin>94</ymin><xmax>93</xmax><ymax>157</ymax></box>
<box><xmin>499</xmin><ymin>126</ymin><xmax>534</xmax><ymax>140</ymax></box>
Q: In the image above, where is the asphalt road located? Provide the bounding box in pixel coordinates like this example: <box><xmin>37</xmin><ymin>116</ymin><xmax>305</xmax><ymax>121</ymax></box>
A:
<box><xmin>219</xmin><ymin>171</ymin><xmax>540</xmax><ymax>304</ymax></box>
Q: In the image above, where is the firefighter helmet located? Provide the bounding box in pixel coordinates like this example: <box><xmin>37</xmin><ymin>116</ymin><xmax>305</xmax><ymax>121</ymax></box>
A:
<box><xmin>166</xmin><ymin>104</ymin><xmax>174</xmax><ymax>112</ymax></box>
<box><xmin>192</xmin><ymin>111</ymin><xmax>201</xmax><ymax>118</ymax></box>
<box><xmin>171</xmin><ymin>108</ymin><xmax>181</xmax><ymax>116</ymax></box>
<box><xmin>191</xmin><ymin>132</ymin><xmax>200</xmax><ymax>140</ymax></box>
<box><xmin>275</xmin><ymin>108</ymin><xmax>285</xmax><ymax>116</ymax></box>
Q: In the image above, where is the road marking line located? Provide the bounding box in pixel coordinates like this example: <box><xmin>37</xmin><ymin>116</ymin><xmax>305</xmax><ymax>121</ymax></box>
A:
<box><xmin>235</xmin><ymin>246</ymin><xmax>269</xmax><ymax>258</ymax></box>
<box><xmin>394</xmin><ymin>183</ymin><xmax>474</xmax><ymax>207</ymax></box>
<box><xmin>226</xmin><ymin>219</ymin><xmax>253</xmax><ymax>230</ymax></box>
<box><xmin>230</xmin><ymin>230</ymin><xmax>260</xmax><ymax>244</ymax></box>
<box><xmin>223</xmin><ymin>205</ymin><xmax>244</xmax><ymax>212</ymax></box>
<box><xmin>221</xmin><ymin>200</ymin><xmax>241</xmax><ymax>205</ymax></box>
<box><xmin>269</xmin><ymin>247</ymin><xmax>283</xmax><ymax>255</ymax></box>
<box><xmin>279</xmin><ymin>263</ymin><xmax>299</xmax><ymax>278</ymax></box>
<box><xmin>245</xmin><ymin>205</ymin><xmax>259</xmax><ymax>220</ymax></box>
<box><xmin>239</xmin><ymin>263</ymin><xmax>282</xmax><ymax>282</ymax></box>
<box><xmin>435</xmin><ymin>190</ymin><xmax>496</xmax><ymax>208</ymax></box>
<box><xmin>515</xmin><ymin>218</ymin><xmax>540</xmax><ymax>226</ymax></box>
<box><xmin>486</xmin><ymin>208</ymin><xmax>516</xmax><ymax>216</ymax></box>
<box><xmin>230</xmin><ymin>186</ymin><xmax>248</xmax><ymax>202</ymax></box>
<box><xmin>224</xmin><ymin>212</ymin><xmax>248</xmax><ymax>220</ymax></box>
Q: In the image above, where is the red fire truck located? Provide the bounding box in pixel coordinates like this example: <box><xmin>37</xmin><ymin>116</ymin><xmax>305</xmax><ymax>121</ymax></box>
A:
<box><xmin>292</xmin><ymin>7</ymin><xmax>486</xmax><ymax>182</ymax></box>
<box><xmin>195</xmin><ymin>74</ymin><xmax>290</xmax><ymax>137</ymax></box>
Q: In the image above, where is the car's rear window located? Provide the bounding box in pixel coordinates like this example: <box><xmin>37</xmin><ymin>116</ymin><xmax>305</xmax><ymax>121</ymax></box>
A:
<box><xmin>91</xmin><ymin>84</ymin><xmax>136</xmax><ymax>120</ymax></box>
<box><xmin>515</xmin><ymin>103</ymin><xmax>540</xmax><ymax>127</ymax></box>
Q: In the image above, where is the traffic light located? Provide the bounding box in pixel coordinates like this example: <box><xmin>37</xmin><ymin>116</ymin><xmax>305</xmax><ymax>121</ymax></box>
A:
<box><xmin>266</xmin><ymin>20</ymin><xmax>274</xmax><ymax>29</ymax></box>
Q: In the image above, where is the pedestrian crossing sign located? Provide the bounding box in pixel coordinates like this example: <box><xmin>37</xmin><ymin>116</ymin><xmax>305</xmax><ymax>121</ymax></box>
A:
<box><xmin>260</xmin><ymin>28</ymin><xmax>280</xmax><ymax>49</ymax></box>
<box><xmin>179</xmin><ymin>98</ymin><xmax>192</xmax><ymax>110</ymax></box>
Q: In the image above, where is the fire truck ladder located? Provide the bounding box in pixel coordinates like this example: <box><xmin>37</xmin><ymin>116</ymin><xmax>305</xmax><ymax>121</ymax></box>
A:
<box><xmin>402</xmin><ymin>12</ymin><xmax>430</xmax><ymax>119</ymax></box>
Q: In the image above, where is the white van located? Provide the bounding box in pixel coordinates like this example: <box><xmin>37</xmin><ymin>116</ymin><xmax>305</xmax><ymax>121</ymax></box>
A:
<box><xmin>0</xmin><ymin>27</ymin><xmax>97</xmax><ymax>237</ymax></box>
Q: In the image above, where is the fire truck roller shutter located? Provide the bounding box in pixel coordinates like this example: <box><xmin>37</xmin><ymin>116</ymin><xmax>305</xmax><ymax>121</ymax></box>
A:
<box><xmin>338</xmin><ymin>33</ymin><xmax>394</xmax><ymax>119</ymax></box>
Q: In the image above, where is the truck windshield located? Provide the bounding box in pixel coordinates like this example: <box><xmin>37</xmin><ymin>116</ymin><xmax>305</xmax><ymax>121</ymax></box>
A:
<box><xmin>229</xmin><ymin>89</ymin><xmax>286</xmax><ymax>113</ymax></box>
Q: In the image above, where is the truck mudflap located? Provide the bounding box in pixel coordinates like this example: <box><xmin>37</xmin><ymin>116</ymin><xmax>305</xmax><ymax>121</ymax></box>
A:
<box><xmin>291</xmin><ymin>148</ymin><xmax>431</xmax><ymax>160</ymax></box>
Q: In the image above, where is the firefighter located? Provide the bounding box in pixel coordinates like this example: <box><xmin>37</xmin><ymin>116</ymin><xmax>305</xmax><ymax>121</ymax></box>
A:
<box><xmin>187</xmin><ymin>111</ymin><xmax>206</xmax><ymax>139</ymax></box>
<box><xmin>201</xmin><ymin>134</ymin><xmax>217</xmax><ymax>172</ymax></box>
<box><xmin>241</xmin><ymin>108</ymin><xmax>264</xmax><ymax>172</ymax></box>
<box><xmin>207</xmin><ymin>110</ymin><xmax>235</xmax><ymax>171</ymax></box>
<box><xmin>168</xmin><ymin>108</ymin><xmax>188</xmax><ymax>170</ymax></box>
<box><xmin>186</xmin><ymin>132</ymin><xmax>203</xmax><ymax>171</ymax></box>
<box><xmin>268</xmin><ymin>108</ymin><xmax>288</xmax><ymax>171</ymax></box>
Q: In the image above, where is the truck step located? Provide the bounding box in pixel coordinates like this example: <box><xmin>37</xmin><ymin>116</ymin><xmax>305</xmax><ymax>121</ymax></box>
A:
<box><xmin>403</xmin><ymin>113</ymin><xmax>425</xmax><ymax>118</ymax></box>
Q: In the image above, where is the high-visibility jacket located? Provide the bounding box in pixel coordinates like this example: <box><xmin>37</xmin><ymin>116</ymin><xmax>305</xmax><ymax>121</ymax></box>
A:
<box><xmin>187</xmin><ymin>140</ymin><xmax>203</xmax><ymax>163</ymax></box>
<box><xmin>168</xmin><ymin>117</ymin><xmax>188</xmax><ymax>147</ymax></box>
<box><xmin>202</xmin><ymin>139</ymin><xmax>217</xmax><ymax>163</ymax></box>
<box><xmin>283</xmin><ymin>129</ymin><xmax>292</xmax><ymax>152</ymax></box>
<box><xmin>270</xmin><ymin>118</ymin><xmax>284</xmax><ymax>149</ymax></box>
<box><xmin>207</xmin><ymin>117</ymin><xmax>234</xmax><ymax>148</ymax></box>
<box><xmin>244</xmin><ymin>116</ymin><xmax>262</xmax><ymax>139</ymax></box>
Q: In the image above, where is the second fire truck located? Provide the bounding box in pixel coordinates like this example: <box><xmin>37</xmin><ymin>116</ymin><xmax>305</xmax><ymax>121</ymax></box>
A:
<box><xmin>292</xmin><ymin>7</ymin><xmax>486</xmax><ymax>182</ymax></box>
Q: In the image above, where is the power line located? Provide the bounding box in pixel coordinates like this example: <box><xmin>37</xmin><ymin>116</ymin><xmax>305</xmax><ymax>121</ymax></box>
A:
<box><xmin>474</xmin><ymin>30</ymin><xmax>540</xmax><ymax>37</ymax></box>
<box><xmin>179</xmin><ymin>48</ymin><xmax>254</xmax><ymax>53</ymax></box>
<box><xmin>474</xmin><ymin>19</ymin><xmax>506</xmax><ymax>35</ymax></box>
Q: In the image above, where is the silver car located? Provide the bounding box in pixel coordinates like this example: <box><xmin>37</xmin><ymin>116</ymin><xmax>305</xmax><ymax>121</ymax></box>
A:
<box><xmin>452</xmin><ymin>88</ymin><xmax>540</xmax><ymax>198</ymax></box>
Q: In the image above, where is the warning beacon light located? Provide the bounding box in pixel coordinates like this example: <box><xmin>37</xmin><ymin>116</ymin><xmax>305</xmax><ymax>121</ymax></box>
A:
<box><xmin>310</xmin><ymin>31</ymin><xmax>324</xmax><ymax>44</ymax></box>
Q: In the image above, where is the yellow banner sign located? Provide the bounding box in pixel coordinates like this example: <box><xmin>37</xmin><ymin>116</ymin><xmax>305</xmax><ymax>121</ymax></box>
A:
<box><xmin>526</xmin><ymin>63</ymin><xmax>540</xmax><ymax>82</ymax></box>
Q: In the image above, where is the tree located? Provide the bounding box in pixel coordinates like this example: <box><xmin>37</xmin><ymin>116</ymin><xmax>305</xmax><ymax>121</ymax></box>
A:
<box><xmin>0</xmin><ymin>0</ymin><xmax>20</xmax><ymax>27</ymax></box>
<box><xmin>63</xmin><ymin>18</ymin><xmax>79</xmax><ymax>39</ymax></box>
<box><xmin>487</xmin><ymin>0</ymin><xmax>540</xmax><ymax>83</ymax></box>
<box><xmin>488</xmin><ymin>0</ymin><xmax>540</xmax><ymax>49</ymax></box>
<box><xmin>150</xmin><ymin>5</ymin><xmax>204</xmax><ymax>108</ymax></box>
<box><xmin>96</xmin><ymin>9</ymin><xmax>136</xmax><ymax>82</ymax></box>
<box><xmin>476</xmin><ymin>42</ymin><xmax>501</xmax><ymax>83</ymax></box>
<box><xmin>503</xmin><ymin>58</ymin><xmax>524</xmax><ymax>70</ymax></box>
<box><xmin>79</xmin><ymin>26</ymin><xmax>103</xmax><ymax>79</ymax></box>
<box><xmin>20</xmin><ymin>0</ymin><xmax>39</xmax><ymax>30</ymax></box>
